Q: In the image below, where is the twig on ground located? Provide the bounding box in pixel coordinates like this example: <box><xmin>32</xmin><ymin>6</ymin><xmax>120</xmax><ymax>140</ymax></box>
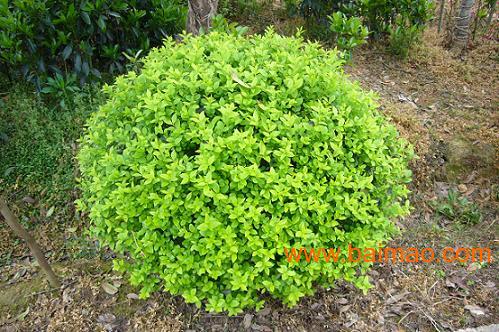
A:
<box><xmin>428</xmin><ymin>280</ymin><xmax>439</xmax><ymax>298</ymax></box>
<box><xmin>398</xmin><ymin>310</ymin><xmax>415</xmax><ymax>324</ymax></box>
<box><xmin>0</xmin><ymin>196</ymin><xmax>61</xmax><ymax>288</ymax></box>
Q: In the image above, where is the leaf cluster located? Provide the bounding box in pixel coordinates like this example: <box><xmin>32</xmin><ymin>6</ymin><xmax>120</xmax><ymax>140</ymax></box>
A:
<box><xmin>328</xmin><ymin>12</ymin><xmax>368</xmax><ymax>54</ymax></box>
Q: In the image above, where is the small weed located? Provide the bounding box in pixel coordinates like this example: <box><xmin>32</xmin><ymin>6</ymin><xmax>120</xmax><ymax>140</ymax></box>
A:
<box><xmin>492</xmin><ymin>184</ymin><xmax>499</xmax><ymax>201</ymax></box>
<box><xmin>388</xmin><ymin>17</ymin><xmax>422</xmax><ymax>59</ymax></box>
<box><xmin>41</xmin><ymin>73</ymin><xmax>80</xmax><ymax>109</ymax></box>
<box><xmin>430</xmin><ymin>189</ymin><xmax>482</xmax><ymax>225</ymax></box>
<box><xmin>434</xmin><ymin>269</ymin><xmax>446</xmax><ymax>278</ymax></box>
<box><xmin>63</xmin><ymin>233</ymin><xmax>101</xmax><ymax>260</ymax></box>
<box><xmin>429</xmin><ymin>222</ymin><xmax>447</xmax><ymax>236</ymax></box>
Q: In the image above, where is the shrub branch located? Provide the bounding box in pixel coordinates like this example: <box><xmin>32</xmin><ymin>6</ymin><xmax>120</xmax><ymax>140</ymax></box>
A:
<box><xmin>0</xmin><ymin>196</ymin><xmax>61</xmax><ymax>288</ymax></box>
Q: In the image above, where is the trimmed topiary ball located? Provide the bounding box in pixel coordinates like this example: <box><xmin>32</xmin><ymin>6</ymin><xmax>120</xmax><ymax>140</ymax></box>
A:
<box><xmin>77</xmin><ymin>29</ymin><xmax>413</xmax><ymax>315</ymax></box>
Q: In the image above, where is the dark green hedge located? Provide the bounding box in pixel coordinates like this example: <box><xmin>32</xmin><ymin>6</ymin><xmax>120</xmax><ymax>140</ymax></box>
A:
<box><xmin>0</xmin><ymin>0</ymin><xmax>186</xmax><ymax>87</ymax></box>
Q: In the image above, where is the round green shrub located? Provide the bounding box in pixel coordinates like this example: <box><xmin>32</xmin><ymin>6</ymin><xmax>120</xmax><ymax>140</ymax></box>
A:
<box><xmin>77</xmin><ymin>29</ymin><xmax>413</xmax><ymax>315</ymax></box>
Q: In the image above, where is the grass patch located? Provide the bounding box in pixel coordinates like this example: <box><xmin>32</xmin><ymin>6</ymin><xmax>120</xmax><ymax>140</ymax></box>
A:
<box><xmin>429</xmin><ymin>190</ymin><xmax>482</xmax><ymax>225</ymax></box>
<box><xmin>0</xmin><ymin>84</ymin><xmax>102</xmax><ymax>202</ymax></box>
<box><xmin>0</xmin><ymin>81</ymin><xmax>104</xmax><ymax>212</ymax></box>
<box><xmin>0</xmin><ymin>275</ymin><xmax>45</xmax><ymax>322</ymax></box>
<box><xmin>0</xmin><ymin>81</ymin><xmax>104</xmax><ymax>263</ymax></box>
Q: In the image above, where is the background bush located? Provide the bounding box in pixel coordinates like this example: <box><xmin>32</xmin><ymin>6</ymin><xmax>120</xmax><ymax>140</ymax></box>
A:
<box><xmin>388</xmin><ymin>16</ymin><xmax>423</xmax><ymax>59</ymax></box>
<box><xmin>328</xmin><ymin>11</ymin><xmax>368</xmax><ymax>55</ymax></box>
<box><xmin>287</xmin><ymin>0</ymin><xmax>434</xmax><ymax>56</ymax></box>
<box><xmin>78</xmin><ymin>30</ymin><xmax>413</xmax><ymax>315</ymax></box>
<box><xmin>0</xmin><ymin>0</ymin><xmax>186</xmax><ymax>88</ymax></box>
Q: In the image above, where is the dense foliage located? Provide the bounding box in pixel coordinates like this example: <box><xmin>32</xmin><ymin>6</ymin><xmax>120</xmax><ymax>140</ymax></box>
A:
<box><xmin>78</xmin><ymin>30</ymin><xmax>413</xmax><ymax>314</ymax></box>
<box><xmin>291</xmin><ymin>0</ymin><xmax>433</xmax><ymax>32</ymax></box>
<box><xmin>0</xmin><ymin>0</ymin><xmax>186</xmax><ymax>88</ymax></box>
<box><xmin>286</xmin><ymin>0</ymin><xmax>434</xmax><ymax>56</ymax></box>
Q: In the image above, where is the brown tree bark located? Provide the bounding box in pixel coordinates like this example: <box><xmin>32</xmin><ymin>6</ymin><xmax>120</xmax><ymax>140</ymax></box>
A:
<box><xmin>0</xmin><ymin>197</ymin><xmax>61</xmax><ymax>288</ymax></box>
<box><xmin>438</xmin><ymin>0</ymin><xmax>446</xmax><ymax>32</ymax></box>
<box><xmin>186</xmin><ymin>0</ymin><xmax>219</xmax><ymax>35</ymax></box>
<box><xmin>454</xmin><ymin>0</ymin><xmax>475</xmax><ymax>47</ymax></box>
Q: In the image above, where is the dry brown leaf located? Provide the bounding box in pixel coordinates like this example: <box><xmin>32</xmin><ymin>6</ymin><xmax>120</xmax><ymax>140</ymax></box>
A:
<box><xmin>22</xmin><ymin>196</ymin><xmax>36</xmax><ymax>204</ymax></box>
<box><xmin>457</xmin><ymin>184</ymin><xmax>467</xmax><ymax>193</ymax></box>
<box><xmin>242</xmin><ymin>313</ymin><xmax>253</xmax><ymax>329</ymax></box>
<box><xmin>339</xmin><ymin>304</ymin><xmax>351</xmax><ymax>314</ymax></box>
<box><xmin>337</xmin><ymin>298</ymin><xmax>349</xmax><ymax>305</ymax></box>
<box><xmin>464</xmin><ymin>304</ymin><xmax>486</xmax><ymax>317</ymax></box>
<box><xmin>101</xmin><ymin>282</ymin><xmax>119</xmax><ymax>295</ymax></box>
<box><xmin>257</xmin><ymin>307</ymin><xmax>271</xmax><ymax>317</ymax></box>
<box><xmin>127</xmin><ymin>293</ymin><xmax>139</xmax><ymax>300</ymax></box>
<box><xmin>386</xmin><ymin>291</ymin><xmax>410</xmax><ymax>305</ymax></box>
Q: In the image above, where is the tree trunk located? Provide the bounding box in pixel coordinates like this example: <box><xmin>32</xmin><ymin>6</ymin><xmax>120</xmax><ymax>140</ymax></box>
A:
<box><xmin>0</xmin><ymin>197</ymin><xmax>61</xmax><ymax>288</ymax></box>
<box><xmin>438</xmin><ymin>0</ymin><xmax>446</xmax><ymax>32</ymax></box>
<box><xmin>186</xmin><ymin>0</ymin><xmax>219</xmax><ymax>35</ymax></box>
<box><xmin>487</xmin><ymin>0</ymin><xmax>497</xmax><ymax>25</ymax></box>
<box><xmin>454</xmin><ymin>0</ymin><xmax>475</xmax><ymax>47</ymax></box>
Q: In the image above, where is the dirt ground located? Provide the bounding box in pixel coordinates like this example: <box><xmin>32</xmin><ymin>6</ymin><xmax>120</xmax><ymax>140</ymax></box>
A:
<box><xmin>0</xmin><ymin>12</ymin><xmax>498</xmax><ymax>332</ymax></box>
